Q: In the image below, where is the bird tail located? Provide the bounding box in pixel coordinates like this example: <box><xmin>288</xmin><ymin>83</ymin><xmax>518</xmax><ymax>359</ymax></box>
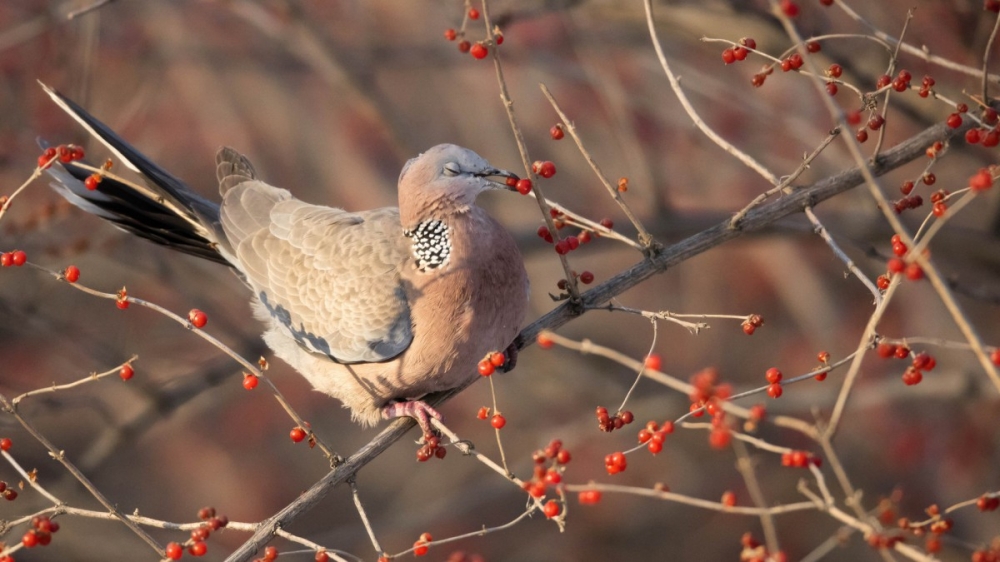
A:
<box><xmin>39</xmin><ymin>82</ymin><xmax>230</xmax><ymax>266</ymax></box>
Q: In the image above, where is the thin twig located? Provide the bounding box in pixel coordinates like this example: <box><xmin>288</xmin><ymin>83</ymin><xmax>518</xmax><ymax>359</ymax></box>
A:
<box><xmin>539</xmin><ymin>84</ymin><xmax>657</xmax><ymax>252</ymax></box>
<box><xmin>564</xmin><ymin>482</ymin><xmax>816</xmax><ymax>516</ymax></box>
<box><xmin>731</xmin><ymin>439</ymin><xmax>780</xmax><ymax>556</ymax></box>
<box><xmin>480</xmin><ymin>1</ymin><xmax>582</xmax><ymax>302</ymax></box>
<box><xmin>349</xmin><ymin>479</ymin><xmax>383</xmax><ymax>556</ymax></box>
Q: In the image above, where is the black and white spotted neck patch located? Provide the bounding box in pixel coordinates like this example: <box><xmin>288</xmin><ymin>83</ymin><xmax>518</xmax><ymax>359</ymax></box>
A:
<box><xmin>403</xmin><ymin>220</ymin><xmax>452</xmax><ymax>272</ymax></box>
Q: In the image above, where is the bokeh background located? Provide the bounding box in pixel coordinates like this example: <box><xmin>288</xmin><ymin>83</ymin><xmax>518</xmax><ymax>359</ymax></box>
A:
<box><xmin>1</xmin><ymin>1</ymin><xmax>999</xmax><ymax>560</ymax></box>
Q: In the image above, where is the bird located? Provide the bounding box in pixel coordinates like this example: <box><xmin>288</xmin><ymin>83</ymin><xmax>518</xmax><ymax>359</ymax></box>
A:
<box><xmin>38</xmin><ymin>83</ymin><xmax>530</xmax><ymax>436</ymax></box>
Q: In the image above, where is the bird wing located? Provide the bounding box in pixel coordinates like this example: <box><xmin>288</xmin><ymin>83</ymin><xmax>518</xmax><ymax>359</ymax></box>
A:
<box><xmin>218</xmin><ymin>152</ymin><xmax>413</xmax><ymax>363</ymax></box>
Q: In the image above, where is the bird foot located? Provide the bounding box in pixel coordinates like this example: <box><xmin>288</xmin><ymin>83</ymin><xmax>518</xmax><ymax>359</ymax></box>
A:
<box><xmin>381</xmin><ymin>400</ymin><xmax>443</xmax><ymax>435</ymax></box>
<box><xmin>500</xmin><ymin>342</ymin><xmax>519</xmax><ymax>373</ymax></box>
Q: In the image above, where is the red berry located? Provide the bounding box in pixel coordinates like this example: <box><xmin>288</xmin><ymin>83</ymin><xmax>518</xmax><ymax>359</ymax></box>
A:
<box><xmin>967</xmin><ymin>129</ymin><xmax>982</xmax><ymax>143</ymax></box>
<box><xmin>84</xmin><ymin>174</ymin><xmax>101</xmax><ymax>190</ymax></box>
<box><xmin>468</xmin><ymin>7</ymin><xmax>480</xmax><ymax>19</ymax></box>
<box><xmin>892</xmin><ymin>242</ymin><xmax>907</xmax><ymax>256</ymax></box>
<box><xmin>991</xmin><ymin>349</ymin><xmax>1000</xmax><ymax>366</ymax></box>
<box><xmin>932</xmin><ymin>202</ymin><xmax>947</xmax><ymax>217</ymax></box>
<box><xmin>550</xmin><ymin>124</ymin><xmax>565</xmax><ymax>140</ymax></box>
<box><xmin>722</xmin><ymin>48</ymin><xmax>736</xmax><ymax>64</ymax></box>
<box><xmin>537</xmin><ymin>161</ymin><xmax>556</xmax><ymax>178</ymax></box>
<box><xmin>119</xmin><ymin>364</ymin><xmax>134</xmax><ymax>381</ymax></box>
<box><xmin>806</xmin><ymin>41</ymin><xmax>820</xmax><ymax>53</ymax></box>
<box><xmin>946</xmin><ymin>113</ymin><xmax>963</xmax><ymax>128</ymax></box>
<box><xmin>0</xmin><ymin>438</ymin><xmax>10</xmax><ymax>452</ymax></box>
<box><xmin>166</xmin><ymin>542</ymin><xmax>183</xmax><ymax>560</ymax></box>
<box><xmin>709</xmin><ymin>427</ymin><xmax>731</xmax><ymax>449</ymax></box>
<box><xmin>457</xmin><ymin>40</ymin><xmax>471</xmax><ymax>53</ymax></box>
<box><xmin>905</xmin><ymin>263</ymin><xmax>924</xmax><ymax>281</ymax></box>
<box><xmin>868</xmin><ymin>115</ymin><xmax>885</xmax><ymax>130</ymax></box>
<box><xmin>902</xmin><ymin>367</ymin><xmax>923</xmax><ymax>386</ymax></box>
<box><xmin>64</xmin><ymin>265</ymin><xmax>80</xmax><ymax>283</ymax></box>
<box><xmin>733</xmin><ymin>47</ymin><xmax>748</xmax><ymax>61</ymax></box>
<box><xmin>413</xmin><ymin>542</ymin><xmax>429</xmax><ymax>557</ymax></box>
<box><xmin>887</xmin><ymin>257</ymin><xmax>905</xmax><ymax>273</ymax></box>
<box><xmin>264</xmin><ymin>546</ymin><xmax>278</xmax><ymax>561</ymax></box>
<box><xmin>316</xmin><ymin>552</ymin><xmax>330</xmax><ymax>562</ymax></box>
<box><xmin>22</xmin><ymin>530</ymin><xmax>38</xmax><ymax>548</ymax></box>
<box><xmin>0</xmin><ymin>253</ymin><xmax>10</xmax><ymax>267</ymax></box>
<box><xmin>922</xmin><ymin>172</ymin><xmax>936</xmax><ymax>185</ymax></box>
<box><xmin>444</xmin><ymin>28</ymin><xmax>457</xmax><ymax>41</ymax></box>
<box><xmin>290</xmin><ymin>427</ymin><xmax>307</xmax><ymax>443</ymax></box>
<box><xmin>970</xmin><ymin>168</ymin><xmax>993</xmax><ymax>191</ymax></box>
<box><xmin>742</xmin><ymin>322</ymin><xmax>756</xmax><ymax>335</ymax></box>
<box><xmin>578</xmin><ymin>490</ymin><xmax>602</xmax><ymax>504</ymax></box>
<box><xmin>11</xmin><ymin>250</ymin><xmax>26</xmax><ymax>267</ymax></box>
<box><xmin>856</xmin><ymin>129</ymin><xmax>869</xmax><ymax>143</ymax></box>
<box><xmin>189</xmin><ymin>541</ymin><xmax>207</xmax><ymax>556</ymax></box>
<box><xmin>827</xmin><ymin>64</ymin><xmax>842</xmax><ymax>78</ymax></box>
<box><xmin>543</xmin><ymin>500</ymin><xmax>560</xmax><ymax>518</ymax></box>
<box><xmin>900</xmin><ymin>180</ymin><xmax>914</xmax><ymax>195</ymax></box>
<box><xmin>188</xmin><ymin>308</ymin><xmax>208</xmax><ymax>328</ymax></box>
<box><xmin>490</xmin><ymin>352</ymin><xmax>506</xmax><ymax>367</ymax></box>
<box><xmin>243</xmin><ymin>373</ymin><xmax>259</xmax><ymax>390</ymax></box>
<box><xmin>826</xmin><ymin>82</ymin><xmax>838</xmax><ymax>96</ymax></box>
<box><xmin>537</xmin><ymin>333</ymin><xmax>554</xmax><ymax>349</ymax></box>
<box><xmin>579</xmin><ymin>271</ymin><xmax>594</xmax><ymax>284</ymax></box>
<box><xmin>894</xmin><ymin>346</ymin><xmax>911</xmax><ymax>359</ymax></box>
<box><xmin>877</xmin><ymin>275</ymin><xmax>890</xmax><ymax>290</ymax></box>
<box><xmin>470</xmin><ymin>42</ymin><xmax>488</xmax><ymax>59</ymax></box>
<box><xmin>780</xmin><ymin>0</ymin><xmax>799</xmax><ymax>17</ymax></box>
<box><xmin>478</xmin><ymin>359</ymin><xmax>495</xmax><ymax>376</ymax></box>
<box><xmin>644</xmin><ymin>353</ymin><xmax>662</xmax><ymax>372</ymax></box>
<box><xmin>767</xmin><ymin>383</ymin><xmax>783</xmax><ymax>398</ymax></box>
<box><xmin>765</xmin><ymin>367</ymin><xmax>782</xmax><ymax>384</ymax></box>
<box><xmin>556</xmin><ymin>449</ymin><xmax>571</xmax><ymax>464</ymax></box>
<box><xmin>491</xmin><ymin>414</ymin><xmax>506</xmax><ymax>429</ymax></box>
<box><xmin>721</xmin><ymin>491</ymin><xmax>737</xmax><ymax>507</ymax></box>
<box><xmin>985</xmin><ymin>130</ymin><xmax>1000</xmax><ymax>147</ymax></box>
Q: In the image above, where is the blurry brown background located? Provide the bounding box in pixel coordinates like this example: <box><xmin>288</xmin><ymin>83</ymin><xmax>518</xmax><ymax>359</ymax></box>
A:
<box><xmin>1</xmin><ymin>1</ymin><xmax>999</xmax><ymax>560</ymax></box>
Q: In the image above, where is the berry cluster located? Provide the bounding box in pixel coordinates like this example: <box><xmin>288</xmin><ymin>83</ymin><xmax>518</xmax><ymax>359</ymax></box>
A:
<box><xmin>780</xmin><ymin>449</ymin><xmax>821</xmax><ymax>468</ymax></box>
<box><xmin>604</xmin><ymin>451</ymin><xmax>627</xmax><ymax>474</ymax></box>
<box><xmin>741</xmin><ymin>314</ymin><xmax>764</xmax><ymax>335</ymax></box>
<box><xmin>21</xmin><ymin>515</ymin><xmax>61</xmax><ymax>549</ymax></box>
<box><xmin>522</xmin><ymin>439</ymin><xmax>570</xmax><ymax>501</ymax></box>
<box><xmin>413</xmin><ymin>532</ymin><xmax>433</xmax><ymax>557</ymax></box>
<box><xmin>893</xmin><ymin>504</ymin><xmax>954</xmax><ymax>554</ymax></box>
<box><xmin>531</xmin><ymin>160</ymin><xmax>556</xmax><ymax>179</ymax></box>
<box><xmin>36</xmin><ymin>144</ymin><xmax>84</xmax><ymax>169</ymax></box>
<box><xmin>164</xmin><ymin>507</ymin><xmax>229</xmax><ymax>559</ymax></box>
<box><xmin>0</xmin><ymin>478</ymin><xmax>15</xmax><ymax>501</ymax></box>
<box><xmin>686</xmin><ymin>367</ymin><xmax>735</xmax><ymax>448</ymax></box>
<box><xmin>442</xmin><ymin>8</ymin><xmax>501</xmax><ymax>60</ymax></box>
<box><xmin>476</xmin><ymin>406</ymin><xmax>506</xmax><ymax>429</ymax></box>
<box><xmin>876</xmin><ymin>341</ymin><xmax>937</xmax><ymax>385</ymax></box>
<box><xmin>0</xmin><ymin>250</ymin><xmax>27</xmax><ymax>267</ymax></box>
<box><xmin>477</xmin><ymin>351</ymin><xmax>506</xmax><ymax>376</ymax></box>
<box><xmin>763</xmin><ymin>367</ymin><xmax>783</xmax><ymax>399</ymax></box>
<box><xmin>883</xmin><ymin>235</ymin><xmax>925</xmax><ymax>282</ymax></box>
<box><xmin>416</xmin><ymin>432</ymin><xmax>447</xmax><ymax>462</ymax></box>
<box><xmin>637</xmin><ymin>419</ymin><xmax>675</xmax><ymax>454</ymax></box>
<box><xmin>720</xmin><ymin>37</ymin><xmax>756</xmax><ymax>65</ymax></box>
<box><xmin>595</xmin><ymin>406</ymin><xmax>633</xmax><ymax>433</ymax></box>
<box><xmin>965</xmin><ymin>107</ymin><xmax>1000</xmax><ymax>146</ymax></box>
<box><xmin>930</xmin><ymin>189</ymin><xmax>951</xmax><ymax>217</ymax></box>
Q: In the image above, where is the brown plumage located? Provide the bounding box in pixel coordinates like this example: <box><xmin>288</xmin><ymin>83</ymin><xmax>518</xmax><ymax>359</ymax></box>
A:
<box><xmin>41</xmin><ymin>84</ymin><xmax>530</xmax><ymax>434</ymax></box>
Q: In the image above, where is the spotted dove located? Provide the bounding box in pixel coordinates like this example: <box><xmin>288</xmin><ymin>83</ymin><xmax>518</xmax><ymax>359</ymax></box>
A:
<box><xmin>40</xmin><ymin>83</ymin><xmax>530</xmax><ymax>434</ymax></box>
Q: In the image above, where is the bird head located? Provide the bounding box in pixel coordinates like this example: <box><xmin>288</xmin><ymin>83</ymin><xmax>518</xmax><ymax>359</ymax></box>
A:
<box><xmin>398</xmin><ymin>144</ymin><xmax>517</xmax><ymax>226</ymax></box>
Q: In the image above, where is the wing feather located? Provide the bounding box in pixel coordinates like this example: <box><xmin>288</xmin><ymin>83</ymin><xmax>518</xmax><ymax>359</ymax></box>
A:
<box><xmin>219</xmin><ymin>165</ymin><xmax>412</xmax><ymax>363</ymax></box>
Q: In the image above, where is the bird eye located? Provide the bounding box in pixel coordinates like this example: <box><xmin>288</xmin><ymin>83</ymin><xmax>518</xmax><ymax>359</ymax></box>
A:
<box><xmin>443</xmin><ymin>162</ymin><xmax>461</xmax><ymax>176</ymax></box>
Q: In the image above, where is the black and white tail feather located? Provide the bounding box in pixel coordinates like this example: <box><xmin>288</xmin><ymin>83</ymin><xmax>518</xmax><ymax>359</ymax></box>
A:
<box><xmin>39</xmin><ymin>82</ymin><xmax>234</xmax><ymax>266</ymax></box>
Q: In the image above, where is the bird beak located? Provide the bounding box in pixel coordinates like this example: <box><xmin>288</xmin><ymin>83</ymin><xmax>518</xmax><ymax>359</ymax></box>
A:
<box><xmin>478</xmin><ymin>167</ymin><xmax>520</xmax><ymax>191</ymax></box>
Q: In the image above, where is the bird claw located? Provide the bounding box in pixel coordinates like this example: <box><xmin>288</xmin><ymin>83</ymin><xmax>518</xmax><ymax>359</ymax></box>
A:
<box><xmin>381</xmin><ymin>400</ymin><xmax>443</xmax><ymax>435</ymax></box>
<box><xmin>500</xmin><ymin>342</ymin><xmax>518</xmax><ymax>373</ymax></box>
